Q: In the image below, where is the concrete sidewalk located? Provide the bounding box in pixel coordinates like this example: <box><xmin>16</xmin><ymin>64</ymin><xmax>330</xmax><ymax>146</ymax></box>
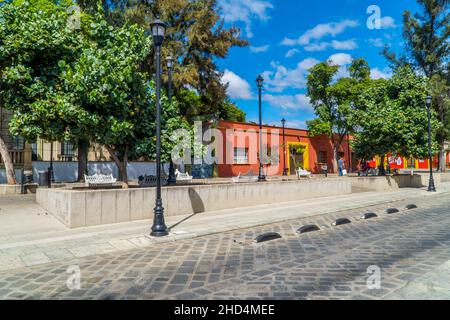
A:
<box><xmin>0</xmin><ymin>183</ymin><xmax>449</xmax><ymax>272</ymax></box>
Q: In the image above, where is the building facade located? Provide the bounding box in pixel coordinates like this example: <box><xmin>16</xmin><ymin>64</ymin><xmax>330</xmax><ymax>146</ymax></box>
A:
<box><xmin>214</xmin><ymin>120</ymin><xmax>450</xmax><ymax>177</ymax></box>
<box><xmin>215</xmin><ymin>120</ymin><xmax>354</xmax><ymax>177</ymax></box>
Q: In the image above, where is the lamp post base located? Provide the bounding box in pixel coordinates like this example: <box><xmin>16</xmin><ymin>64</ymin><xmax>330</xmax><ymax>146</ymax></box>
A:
<box><xmin>150</xmin><ymin>199</ymin><xmax>168</xmax><ymax>237</ymax></box>
<box><xmin>428</xmin><ymin>174</ymin><xmax>436</xmax><ymax>192</ymax></box>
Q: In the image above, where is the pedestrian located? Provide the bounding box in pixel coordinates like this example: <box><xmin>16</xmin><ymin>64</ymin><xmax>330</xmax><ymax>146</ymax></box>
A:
<box><xmin>338</xmin><ymin>156</ymin><xmax>345</xmax><ymax>176</ymax></box>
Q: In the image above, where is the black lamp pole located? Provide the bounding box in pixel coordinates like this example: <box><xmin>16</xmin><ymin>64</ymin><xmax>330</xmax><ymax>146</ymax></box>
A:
<box><xmin>166</xmin><ymin>55</ymin><xmax>177</xmax><ymax>185</ymax></box>
<box><xmin>281</xmin><ymin>118</ymin><xmax>287</xmax><ymax>176</ymax></box>
<box><xmin>150</xmin><ymin>19</ymin><xmax>169</xmax><ymax>237</ymax></box>
<box><xmin>256</xmin><ymin>75</ymin><xmax>266</xmax><ymax>181</ymax></box>
<box><xmin>426</xmin><ymin>95</ymin><xmax>436</xmax><ymax>192</ymax></box>
<box><xmin>47</xmin><ymin>141</ymin><xmax>54</xmax><ymax>188</ymax></box>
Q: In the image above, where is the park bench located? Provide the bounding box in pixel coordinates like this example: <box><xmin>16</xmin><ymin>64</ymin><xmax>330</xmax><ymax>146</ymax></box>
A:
<box><xmin>175</xmin><ymin>169</ymin><xmax>193</xmax><ymax>182</ymax></box>
<box><xmin>232</xmin><ymin>170</ymin><xmax>258</xmax><ymax>183</ymax></box>
<box><xmin>295</xmin><ymin>168</ymin><xmax>312</xmax><ymax>179</ymax></box>
<box><xmin>138</xmin><ymin>172</ymin><xmax>168</xmax><ymax>187</ymax></box>
<box><xmin>84</xmin><ymin>174</ymin><xmax>117</xmax><ymax>187</ymax></box>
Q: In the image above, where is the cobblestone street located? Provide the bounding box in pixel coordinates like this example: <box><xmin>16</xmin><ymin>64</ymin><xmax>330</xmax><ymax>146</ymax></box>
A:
<box><xmin>0</xmin><ymin>190</ymin><xmax>450</xmax><ymax>300</ymax></box>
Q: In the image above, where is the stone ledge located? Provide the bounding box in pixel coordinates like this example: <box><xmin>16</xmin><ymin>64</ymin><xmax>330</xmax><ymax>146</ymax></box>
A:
<box><xmin>0</xmin><ymin>184</ymin><xmax>38</xmax><ymax>195</ymax></box>
<box><xmin>36</xmin><ymin>178</ymin><xmax>352</xmax><ymax>228</ymax></box>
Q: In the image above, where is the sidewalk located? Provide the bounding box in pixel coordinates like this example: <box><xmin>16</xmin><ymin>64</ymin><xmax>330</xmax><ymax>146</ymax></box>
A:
<box><xmin>0</xmin><ymin>183</ymin><xmax>449</xmax><ymax>272</ymax></box>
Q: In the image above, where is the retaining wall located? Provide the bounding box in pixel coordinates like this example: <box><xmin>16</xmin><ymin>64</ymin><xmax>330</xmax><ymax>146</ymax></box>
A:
<box><xmin>37</xmin><ymin>178</ymin><xmax>352</xmax><ymax>228</ymax></box>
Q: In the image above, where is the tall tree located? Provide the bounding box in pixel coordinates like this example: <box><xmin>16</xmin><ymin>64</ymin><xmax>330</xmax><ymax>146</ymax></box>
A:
<box><xmin>384</xmin><ymin>0</ymin><xmax>450</xmax><ymax>171</ymax></box>
<box><xmin>351</xmin><ymin>66</ymin><xmax>440</xmax><ymax>165</ymax></box>
<box><xmin>0</xmin><ymin>0</ymin><xmax>189</xmax><ymax>186</ymax></box>
<box><xmin>77</xmin><ymin>0</ymin><xmax>248</xmax><ymax>120</ymax></box>
<box><xmin>306</xmin><ymin>58</ymin><xmax>371</xmax><ymax>173</ymax></box>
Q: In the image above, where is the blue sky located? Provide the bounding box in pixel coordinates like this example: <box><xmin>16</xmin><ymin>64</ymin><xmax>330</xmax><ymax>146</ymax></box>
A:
<box><xmin>216</xmin><ymin>0</ymin><xmax>421</xmax><ymax>129</ymax></box>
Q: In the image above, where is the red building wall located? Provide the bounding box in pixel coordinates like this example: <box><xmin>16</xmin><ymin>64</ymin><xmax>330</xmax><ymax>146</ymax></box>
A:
<box><xmin>216</xmin><ymin>120</ymin><xmax>352</xmax><ymax>177</ymax></box>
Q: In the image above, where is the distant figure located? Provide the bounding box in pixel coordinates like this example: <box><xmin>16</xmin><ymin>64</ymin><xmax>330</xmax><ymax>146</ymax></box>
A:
<box><xmin>338</xmin><ymin>157</ymin><xmax>345</xmax><ymax>176</ymax></box>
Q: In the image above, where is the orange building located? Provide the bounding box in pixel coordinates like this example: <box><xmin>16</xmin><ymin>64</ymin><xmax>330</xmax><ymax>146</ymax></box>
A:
<box><xmin>215</xmin><ymin>120</ymin><xmax>354</xmax><ymax>177</ymax></box>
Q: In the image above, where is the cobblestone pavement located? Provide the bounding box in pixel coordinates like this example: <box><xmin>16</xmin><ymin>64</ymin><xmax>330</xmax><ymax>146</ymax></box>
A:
<box><xmin>0</xmin><ymin>191</ymin><xmax>450</xmax><ymax>300</ymax></box>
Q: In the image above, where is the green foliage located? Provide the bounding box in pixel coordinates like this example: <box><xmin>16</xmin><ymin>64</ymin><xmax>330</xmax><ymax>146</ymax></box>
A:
<box><xmin>78</xmin><ymin>0</ymin><xmax>248</xmax><ymax>120</ymax></box>
<box><xmin>306</xmin><ymin>58</ymin><xmax>371</xmax><ymax>165</ymax></box>
<box><xmin>383</xmin><ymin>0</ymin><xmax>450</xmax><ymax>163</ymax></box>
<box><xmin>288</xmin><ymin>144</ymin><xmax>306</xmax><ymax>155</ymax></box>
<box><xmin>351</xmin><ymin>66</ymin><xmax>440</xmax><ymax>160</ymax></box>
<box><xmin>0</xmin><ymin>0</ymin><xmax>189</xmax><ymax>180</ymax></box>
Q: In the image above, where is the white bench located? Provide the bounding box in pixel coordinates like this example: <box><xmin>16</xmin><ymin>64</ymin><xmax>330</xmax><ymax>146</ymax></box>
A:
<box><xmin>295</xmin><ymin>169</ymin><xmax>312</xmax><ymax>178</ymax></box>
<box><xmin>175</xmin><ymin>169</ymin><xmax>193</xmax><ymax>182</ymax></box>
<box><xmin>84</xmin><ymin>174</ymin><xmax>117</xmax><ymax>187</ymax></box>
<box><xmin>232</xmin><ymin>170</ymin><xmax>258</xmax><ymax>183</ymax></box>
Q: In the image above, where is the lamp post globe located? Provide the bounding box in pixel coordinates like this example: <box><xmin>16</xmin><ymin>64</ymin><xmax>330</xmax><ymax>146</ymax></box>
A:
<box><xmin>150</xmin><ymin>18</ymin><xmax>169</xmax><ymax>237</ymax></box>
<box><xmin>256</xmin><ymin>75</ymin><xmax>266</xmax><ymax>181</ymax></box>
<box><xmin>426</xmin><ymin>95</ymin><xmax>436</xmax><ymax>192</ymax></box>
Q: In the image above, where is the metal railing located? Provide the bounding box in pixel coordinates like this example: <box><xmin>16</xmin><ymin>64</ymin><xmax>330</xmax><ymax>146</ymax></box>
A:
<box><xmin>0</xmin><ymin>150</ymin><xmax>24</xmax><ymax>165</ymax></box>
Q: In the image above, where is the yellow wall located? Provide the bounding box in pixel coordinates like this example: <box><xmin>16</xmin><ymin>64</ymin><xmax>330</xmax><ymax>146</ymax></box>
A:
<box><xmin>286</xmin><ymin>142</ymin><xmax>309</xmax><ymax>174</ymax></box>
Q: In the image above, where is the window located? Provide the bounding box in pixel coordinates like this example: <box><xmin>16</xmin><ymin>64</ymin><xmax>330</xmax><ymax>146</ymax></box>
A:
<box><xmin>234</xmin><ymin>148</ymin><xmax>248</xmax><ymax>164</ymax></box>
<box><xmin>11</xmin><ymin>136</ymin><xmax>25</xmax><ymax>150</ymax></box>
<box><xmin>61</xmin><ymin>141</ymin><xmax>76</xmax><ymax>156</ymax></box>
<box><xmin>318</xmin><ymin>151</ymin><xmax>327</xmax><ymax>164</ymax></box>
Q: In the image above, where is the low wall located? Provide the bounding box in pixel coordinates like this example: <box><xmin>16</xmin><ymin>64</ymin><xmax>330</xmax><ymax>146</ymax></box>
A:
<box><xmin>351</xmin><ymin>173</ymin><xmax>442</xmax><ymax>192</ymax></box>
<box><xmin>31</xmin><ymin>161</ymin><xmax>169</xmax><ymax>183</ymax></box>
<box><xmin>441</xmin><ymin>172</ymin><xmax>450</xmax><ymax>182</ymax></box>
<box><xmin>37</xmin><ymin>178</ymin><xmax>352</xmax><ymax>228</ymax></box>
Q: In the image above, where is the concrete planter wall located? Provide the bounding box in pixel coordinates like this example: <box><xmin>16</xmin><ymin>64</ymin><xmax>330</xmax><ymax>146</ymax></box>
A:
<box><xmin>351</xmin><ymin>173</ymin><xmax>441</xmax><ymax>192</ymax></box>
<box><xmin>37</xmin><ymin>178</ymin><xmax>351</xmax><ymax>228</ymax></box>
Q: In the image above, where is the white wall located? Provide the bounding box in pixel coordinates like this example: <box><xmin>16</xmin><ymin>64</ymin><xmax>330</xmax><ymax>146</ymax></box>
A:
<box><xmin>0</xmin><ymin>162</ymin><xmax>169</xmax><ymax>183</ymax></box>
<box><xmin>0</xmin><ymin>169</ymin><xmax>25</xmax><ymax>184</ymax></box>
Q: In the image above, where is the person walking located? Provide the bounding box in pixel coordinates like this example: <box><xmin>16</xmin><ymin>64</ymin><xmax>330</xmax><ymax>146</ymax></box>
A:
<box><xmin>338</xmin><ymin>156</ymin><xmax>345</xmax><ymax>176</ymax></box>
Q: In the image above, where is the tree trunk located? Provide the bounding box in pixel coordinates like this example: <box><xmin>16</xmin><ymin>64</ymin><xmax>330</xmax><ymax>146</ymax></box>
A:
<box><xmin>106</xmin><ymin>145</ymin><xmax>128</xmax><ymax>188</ymax></box>
<box><xmin>439</xmin><ymin>145</ymin><xmax>446</xmax><ymax>172</ymax></box>
<box><xmin>0</xmin><ymin>136</ymin><xmax>17</xmax><ymax>185</ymax></box>
<box><xmin>379</xmin><ymin>155</ymin><xmax>386</xmax><ymax>176</ymax></box>
<box><xmin>332</xmin><ymin>144</ymin><xmax>338</xmax><ymax>174</ymax></box>
<box><xmin>77</xmin><ymin>139</ymin><xmax>89</xmax><ymax>181</ymax></box>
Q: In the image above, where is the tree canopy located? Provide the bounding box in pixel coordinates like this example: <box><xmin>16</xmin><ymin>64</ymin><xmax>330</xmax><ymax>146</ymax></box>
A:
<box><xmin>77</xmin><ymin>0</ymin><xmax>248</xmax><ymax>121</ymax></box>
<box><xmin>0</xmin><ymin>0</ymin><xmax>189</xmax><ymax>184</ymax></box>
<box><xmin>306</xmin><ymin>58</ymin><xmax>371</xmax><ymax>171</ymax></box>
<box><xmin>351</xmin><ymin>66</ymin><xmax>440</xmax><ymax>161</ymax></box>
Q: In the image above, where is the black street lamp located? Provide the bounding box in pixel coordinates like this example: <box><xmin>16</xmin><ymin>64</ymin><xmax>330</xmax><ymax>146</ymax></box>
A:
<box><xmin>47</xmin><ymin>141</ymin><xmax>54</xmax><ymax>188</ymax></box>
<box><xmin>256</xmin><ymin>75</ymin><xmax>266</xmax><ymax>181</ymax></box>
<box><xmin>426</xmin><ymin>95</ymin><xmax>436</xmax><ymax>192</ymax></box>
<box><xmin>150</xmin><ymin>19</ymin><xmax>169</xmax><ymax>237</ymax></box>
<box><xmin>281</xmin><ymin>118</ymin><xmax>287</xmax><ymax>176</ymax></box>
<box><xmin>166</xmin><ymin>55</ymin><xmax>177</xmax><ymax>185</ymax></box>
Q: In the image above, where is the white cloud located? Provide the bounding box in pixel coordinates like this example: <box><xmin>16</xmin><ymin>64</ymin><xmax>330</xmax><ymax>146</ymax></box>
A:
<box><xmin>304</xmin><ymin>39</ymin><xmax>358</xmax><ymax>52</ymax></box>
<box><xmin>262</xmin><ymin>119</ymin><xmax>309</xmax><ymax>129</ymax></box>
<box><xmin>368</xmin><ymin>38</ymin><xmax>384</xmax><ymax>48</ymax></box>
<box><xmin>218</xmin><ymin>0</ymin><xmax>274</xmax><ymax>38</ymax></box>
<box><xmin>371</xmin><ymin>68</ymin><xmax>392</xmax><ymax>80</ymax></box>
<box><xmin>285</xmin><ymin>48</ymin><xmax>300</xmax><ymax>58</ymax></box>
<box><xmin>327</xmin><ymin>53</ymin><xmax>352</xmax><ymax>66</ymax></box>
<box><xmin>262</xmin><ymin>58</ymin><xmax>320</xmax><ymax>92</ymax></box>
<box><xmin>380</xmin><ymin>16</ymin><xmax>396</xmax><ymax>29</ymax></box>
<box><xmin>282</xmin><ymin>19</ymin><xmax>359</xmax><ymax>46</ymax></box>
<box><xmin>263</xmin><ymin>93</ymin><xmax>313</xmax><ymax>112</ymax></box>
<box><xmin>331</xmin><ymin>39</ymin><xmax>358</xmax><ymax>50</ymax></box>
<box><xmin>280</xmin><ymin>37</ymin><xmax>297</xmax><ymax>46</ymax></box>
<box><xmin>221</xmin><ymin>70</ymin><xmax>253</xmax><ymax>100</ymax></box>
<box><xmin>304</xmin><ymin>42</ymin><xmax>329</xmax><ymax>52</ymax></box>
<box><xmin>249</xmin><ymin>45</ymin><xmax>270</xmax><ymax>53</ymax></box>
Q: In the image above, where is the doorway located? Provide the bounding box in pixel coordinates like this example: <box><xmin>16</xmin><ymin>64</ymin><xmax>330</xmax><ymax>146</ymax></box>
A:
<box><xmin>287</xmin><ymin>142</ymin><xmax>309</xmax><ymax>175</ymax></box>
